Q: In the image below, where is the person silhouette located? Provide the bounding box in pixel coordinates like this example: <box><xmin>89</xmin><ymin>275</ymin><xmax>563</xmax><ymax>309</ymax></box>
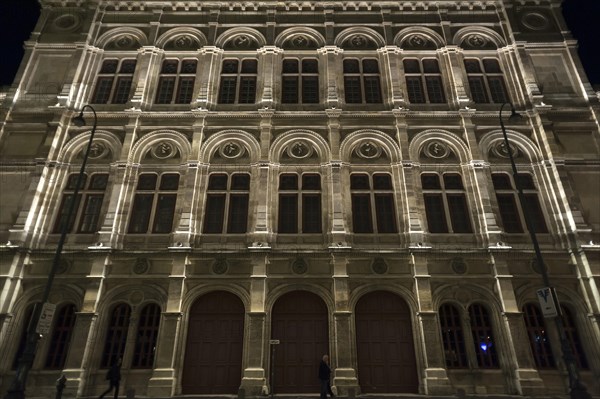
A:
<box><xmin>99</xmin><ymin>358</ymin><xmax>121</xmax><ymax>399</ymax></box>
<box><xmin>318</xmin><ymin>354</ymin><xmax>334</xmax><ymax>399</ymax></box>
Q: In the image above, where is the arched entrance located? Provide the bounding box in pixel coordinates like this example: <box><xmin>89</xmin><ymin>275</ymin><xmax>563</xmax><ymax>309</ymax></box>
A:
<box><xmin>355</xmin><ymin>291</ymin><xmax>418</xmax><ymax>393</ymax></box>
<box><xmin>182</xmin><ymin>291</ymin><xmax>245</xmax><ymax>394</ymax></box>
<box><xmin>271</xmin><ymin>290</ymin><xmax>328</xmax><ymax>393</ymax></box>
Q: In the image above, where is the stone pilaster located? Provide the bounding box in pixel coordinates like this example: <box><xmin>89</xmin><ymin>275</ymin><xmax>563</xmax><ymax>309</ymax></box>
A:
<box><xmin>257</xmin><ymin>46</ymin><xmax>283</xmax><ymax>109</ymax></box>
<box><xmin>129</xmin><ymin>46</ymin><xmax>163</xmax><ymax>110</ymax></box>
<box><xmin>439</xmin><ymin>46</ymin><xmax>471</xmax><ymax>108</ymax></box>
<box><xmin>194</xmin><ymin>46</ymin><xmax>223</xmax><ymax>110</ymax></box>
<box><xmin>378</xmin><ymin>46</ymin><xmax>404</xmax><ymax>108</ymax></box>
<box><xmin>318</xmin><ymin>46</ymin><xmax>343</xmax><ymax>108</ymax></box>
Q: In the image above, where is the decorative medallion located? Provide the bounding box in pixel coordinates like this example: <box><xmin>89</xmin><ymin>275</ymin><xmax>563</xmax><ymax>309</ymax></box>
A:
<box><xmin>466</xmin><ymin>34</ymin><xmax>488</xmax><ymax>48</ymax></box>
<box><xmin>151</xmin><ymin>141</ymin><xmax>176</xmax><ymax>160</ymax></box>
<box><xmin>231</xmin><ymin>35</ymin><xmax>255</xmax><ymax>49</ymax></box>
<box><xmin>287</xmin><ymin>34</ymin><xmax>316</xmax><ymax>49</ymax></box>
<box><xmin>356</xmin><ymin>141</ymin><xmax>382</xmax><ymax>159</ymax></box>
<box><xmin>212</xmin><ymin>258</ymin><xmax>229</xmax><ymax>275</ymax></box>
<box><xmin>88</xmin><ymin>142</ymin><xmax>109</xmax><ymax>159</ymax></box>
<box><xmin>219</xmin><ymin>142</ymin><xmax>245</xmax><ymax>159</ymax></box>
<box><xmin>56</xmin><ymin>258</ymin><xmax>71</xmax><ymax>275</ymax></box>
<box><xmin>287</xmin><ymin>140</ymin><xmax>313</xmax><ymax>159</ymax></box>
<box><xmin>492</xmin><ymin>141</ymin><xmax>519</xmax><ymax>159</ymax></box>
<box><xmin>292</xmin><ymin>258</ymin><xmax>308</xmax><ymax>274</ymax></box>
<box><xmin>174</xmin><ymin>35</ymin><xmax>194</xmax><ymax>48</ymax></box>
<box><xmin>129</xmin><ymin>290</ymin><xmax>144</xmax><ymax>305</ymax></box>
<box><xmin>424</xmin><ymin>141</ymin><xmax>450</xmax><ymax>159</ymax></box>
<box><xmin>521</xmin><ymin>12</ymin><xmax>549</xmax><ymax>31</ymax></box>
<box><xmin>133</xmin><ymin>258</ymin><xmax>150</xmax><ymax>274</ymax></box>
<box><xmin>451</xmin><ymin>258</ymin><xmax>467</xmax><ymax>274</ymax></box>
<box><xmin>407</xmin><ymin>34</ymin><xmax>429</xmax><ymax>48</ymax></box>
<box><xmin>114</xmin><ymin>35</ymin><xmax>136</xmax><ymax>49</ymax></box>
<box><xmin>372</xmin><ymin>258</ymin><xmax>388</xmax><ymax>274</ymax></box>
<box><xmin>53</xmin><ymin>13</ymin><xmax>81</xmax><ymax>31</ymax></box>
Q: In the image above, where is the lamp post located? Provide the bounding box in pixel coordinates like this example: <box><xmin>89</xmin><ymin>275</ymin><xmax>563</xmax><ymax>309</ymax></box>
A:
<box><xmin>4</xmin><ymin>105</ymin><xmax>98</xmax><ymax>399</ymax></box>
<box><xmin>498</xmin><ymin>102</ymin><xmax>590</xmax><ymax>399</ymax></box>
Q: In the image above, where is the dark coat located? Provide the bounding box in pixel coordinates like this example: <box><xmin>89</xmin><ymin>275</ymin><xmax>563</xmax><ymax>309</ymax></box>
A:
<box><xmin>105</xmin><ymin>363</ymin><xmax>121</xmax><ymax>383</ymax></box>
<box><xmin>319</xmin><ymin>360</ymin><xmax>331</xmax><ymax>380</ymax></box>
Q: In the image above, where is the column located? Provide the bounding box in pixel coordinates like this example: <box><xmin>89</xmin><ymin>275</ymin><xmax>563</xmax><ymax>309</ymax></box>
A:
<box><xmin>240</xmin><ymin>254</ymin><xmax>269</xmax><ymax>395</ymax></box>
<box><xmin>439</xmin><ymin>46</ymin><xmax>471</xmax><ymax>108</ymax></box>
<box><xmin>326</xmin><ymin>108</ymin><xmax>348</xmax><ymax>246</ymax></box>
<box><xmin>257</xmin><ymin>46</ymin><xmax>282</xmax><ymax>109</ymax></box>
<box><xmin>378</xmin><ymin>46</ymin><xmax>405</xmax><ymax>108</ymax></box>
<box><xmin>412</xmin><ymin>253</ymin><xmax>453</xmax><ymax>395</ymax></box>
<box><xmin>331</xmin><ymin>255</ymin><xmax>359</xmax><ymax>395</ymax></box>
<box><xmin>129</xmin><ymin>46</ymin><xmax>163</xmax><ymax>110</ymax></box>
<box><xmin>318</xmin><ymin>46</ymin><xmax>343</xmax><ymax>108</ymax></box>
<box><xmin>193</xmin><ymin>46</ymin><xmax>223</xmax><ymax>110</ymax></box>
<box><xmin>147</xmin><ymin>254</ymin><xmax>187</xmax><ymax>396</ymax></box>
<box><xmin>250</xmin><ymin>109</ymin><xmax>274</xmax><ymax>247</ymax></box>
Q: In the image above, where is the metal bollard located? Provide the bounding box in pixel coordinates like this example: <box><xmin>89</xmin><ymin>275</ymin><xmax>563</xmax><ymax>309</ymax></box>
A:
<box><xmin>55</xmin><ymin>374</ymin><xmax>67</xmax><ymax>399</ymax></box>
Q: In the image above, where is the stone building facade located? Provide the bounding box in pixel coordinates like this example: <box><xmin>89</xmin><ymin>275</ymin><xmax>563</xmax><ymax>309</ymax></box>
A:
<box><xmin>0</xmin><ymin>0</ymin><xmax>599</xmax><ymax>397</ymax></box>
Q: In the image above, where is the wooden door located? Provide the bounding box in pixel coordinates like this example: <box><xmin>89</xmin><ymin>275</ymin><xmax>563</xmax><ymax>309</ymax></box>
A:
<box><xmin>355</xmin><ymin>291</ymin><xmax>418</xmax><ymax>393</ymax></box>
<box><xmin>271</xmin><ymin>291</ymin><xmax>328</xmax><ymax>393</ymax></box>
<box><xmin>182</xmin><ymin>291</ymin><xmax>245</xmax><ymax>394</ymax></box>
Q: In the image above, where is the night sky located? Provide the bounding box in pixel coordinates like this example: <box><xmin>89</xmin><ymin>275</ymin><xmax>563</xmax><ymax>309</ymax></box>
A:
<box><xmin>1</xmin><ymin>0</ymin><xmax>599</xmax><ymax>88</ymax></box>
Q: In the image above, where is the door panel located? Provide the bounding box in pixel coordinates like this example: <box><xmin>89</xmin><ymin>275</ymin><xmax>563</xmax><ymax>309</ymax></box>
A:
<box><xmin>355</xmin><ymin>291</ymin><xmax>418</xmax><ymax>393</ymax></box>
<box><xmin>271</xmin><ymin>291</ymin><xmax>328</xmax><ymax>393</ymax></box>
<box><xmin>182</xmin><ymin>291</ymin><xmax>244</xmax><ymax>394</ymax></box>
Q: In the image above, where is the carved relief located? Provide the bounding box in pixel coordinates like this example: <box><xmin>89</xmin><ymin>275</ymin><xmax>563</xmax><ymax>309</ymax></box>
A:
<box><xmin>88</xmin><ymin>142</ymin><xmax>110</xmax><ymax>160</ymax></box>
<box><xmin>355</xmin><ymin>141</ymin><xmax>382</xmax><ymax>159</ymax></box>
<box><xmin>151</xmin><ymin>141</ymin><xmax>177</xmax><ymax>160</ymax></box>
<box><xmin>424</xmin><ymin>141</ymin><xmax>451</xmax><ymax>159</ymax></box>
<box><xmin>284</xmin><ymin>34</ymin><xmax>317</xmax><ymax>49</ymax></box>
<box><xmin>133</xmin><ymin>258</ymin><xmax>150</xmax><ymax>274</ymax></box>
<box><xmin>451</xmin><ymin>258</ymin><xmax>467</xmax><ymax>274</ymax></box>
<box><xmin>371</xmin><ymin>258</ymin><xmax>388</xmax><ymax>274</ymax></box>
<box><xmin>343</xmin><ymin>34</ymin><xmax>376</xmax><ymax>49</ymax></box>
<box><xmin>491</xmin><ymin>141</ymin><xmax>519</xmax><ymax>159</ymax></box>
<box><xmin>292</xmin><ymin>258</ymin><xmax>308</xmax><ymax>274</ymax></box>
<box><xmin>212</xmin><ymin>258</ymin><xmax>229</xmax><ymax>275</ymax></box>
<box><xmin>286</xmin><ymin>140</ymin><xmax>314</xmax><ymax>159</ymax></box>
<box><xmin>219</xmin><ymin>142</ymin><xmax>245</xmax><ymax>159</ymax></box>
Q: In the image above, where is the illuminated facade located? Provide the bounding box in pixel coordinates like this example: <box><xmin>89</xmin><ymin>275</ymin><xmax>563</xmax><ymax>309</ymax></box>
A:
<box><xmin>1</xmin><ymin>0</ymin><xmax>599</xmax><ymax>397</ymax></box>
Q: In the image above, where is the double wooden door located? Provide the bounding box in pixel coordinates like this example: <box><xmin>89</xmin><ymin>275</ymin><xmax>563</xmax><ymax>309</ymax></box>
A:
<box><xmin>182</xmin><ymin>291</ymin><xmax>245</xmax><ymax>394</ymax></box>
<box><xmin>271</xmin><ymin>291</ymin><xmax>329</xmax><ymax>393</ymax></box>
<box><xmin>355</xmin><ymin>291</ymin><xmax>418</xmax><ymax>393</ymax></box>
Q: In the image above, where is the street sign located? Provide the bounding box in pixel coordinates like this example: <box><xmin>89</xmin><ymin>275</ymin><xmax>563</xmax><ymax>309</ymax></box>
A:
<box><xmin>536</xmin><ymin>287</ymin><xmax>559</xmax><ymax>318</ymax></box>
<box><xmin>269</xmin><ymin>339</ymin><xmax>280</xmax><ymax>345</ymax></box>
<box><xmin>36</xmin><ymin>302</ymin><xmax>57</xmax><ymax>334</ymax></box>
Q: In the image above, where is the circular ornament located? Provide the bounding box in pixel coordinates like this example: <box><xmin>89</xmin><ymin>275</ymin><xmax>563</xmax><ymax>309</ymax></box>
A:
<box><xmin>288</xmin><ymin>35</ymin><xmax>314</xmax><ymax>49</ymax></box>
<box><xmin>349</xmin><ymin>35</ymin><xmax>368</xmax><ymax>48</ymax></box>
<box><xmin>174</xmin><ymin>35</ymin><xmax>194</xmax><ymax>48</ymax></box>
<box><xmin>424</xmin><ymin>141</ymin><xmax>450</xmax><ymax>159</ymax></box>
<box><xmin>522</xmin><ymin>12</ymin><xmax>549</xmax><ymax>31</ymax></box>
<box><xmin>356</xmin><ymin>141</ymin><xmax>382</xmax><ymax>159</ymax></box>
<box><xmin>232</xmin><ymin>35</ymin><xmax>254</xmax><ymax>48</ymax></box>
<box><xmin>372</xmin><ymin>258</ymin><xmax>388</xmax><ymax>274</ymax></box>
<box><xmin>53</xmin><ymin>13</ymin><xmax>81</xmax><ymax>31</ymax></box>
<box><xmin>287</xmin><ymin>141</ymin><xmax>313</xmax><ymax>159</ymax></box>
<box><xmin>56</xmin><ymin>258</ymin><xmax>71</xmax><ymax>275</ymax></box>
<box><xmin>88</xmin><ymin>142</ymin><xmax>109</xmax><ymax>159</ymax></box>
<box><xmin>133</xmin><ymin>258</ymin><xmax>150</xmax><ymax>274</ymax></box>
<box><xmin>292</xmin><ymin>258</ymin><xmax>308</xmax><ymax>274</ymax></box>
<box><xmin>151</xmin><ymin>141</ymin><xmax>176</xmax><ymax>160</ymax></box>
<box><xmin>129</xmin><ymin>290</ymin><xmax>144</xmax><ymax>305</ymax></box>
<box><xmin>219</xmin><ymin>142</ymin><xmax>245</xmax><ymax>159</ymax></box>
<box><xmin>492</xmin><ymin>141</ymin><xmax>519</xmax><ymax>159</ymax></box>
<box><xmin>408</xmin><ymin>34</ymin><xmax>428</xmax><ymax>48</ymax></box>
<box><xmin>451</xmin><ymin>258</ymin><xmax>467</xmax><ymax>274</ymax></box>
<box><xmin>212</xmin><ymin>259</ymin><xmax>229</xmax><ymax>275</ymax></box>
<box><xmin>466</xmin><ymin>34</ymin><xmax>487</xmax><ymax>48</ymax></box>
<box><xmin>115</xmin><ymin>35</ymin><xmax>135</xmax><ymax>49</ymax></box>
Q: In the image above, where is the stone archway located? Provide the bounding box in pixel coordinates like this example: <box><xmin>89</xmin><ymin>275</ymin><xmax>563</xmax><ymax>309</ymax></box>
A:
<box><xmin>355</xmin><ymin>291</ymin><xmax>418</xmax><ymax>393</ymax></box>
<box><xmin>271</xmin><ymin>290</ymin><xmax>329</xmax><ymax>393</ymax></box>
<box><xmin>182</xmin><ymin>291</ymin><xmax>245</xmax><ymax>394</ymax></box>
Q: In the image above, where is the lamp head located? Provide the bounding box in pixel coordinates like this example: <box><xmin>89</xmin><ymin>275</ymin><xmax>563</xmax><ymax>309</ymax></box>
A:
<box><xmin>72</xmin><ymin>112</ymin><xmax>86</xmax><ymax>127</ymax></box>
<box><xmin>508</xmin><ymin>107</ymin><xmax>522</xmax><ymax>122</ymax></box>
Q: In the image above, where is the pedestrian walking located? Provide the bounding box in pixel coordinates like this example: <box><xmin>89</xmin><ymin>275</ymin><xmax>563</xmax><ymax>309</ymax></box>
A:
<box><xmin>318</xmin><ymin>354</ymin><xmax>334</xmax><ymax>399</ymax></box>
<box><xmin>99</xmin><ymin>358</ymin><xmax>121</xmax><ymax>399</ymax></box>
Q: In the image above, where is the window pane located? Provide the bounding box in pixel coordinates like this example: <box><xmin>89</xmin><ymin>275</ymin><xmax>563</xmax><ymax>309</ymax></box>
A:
<box><xmin>152</xmin><ymin>194</ymin><xmax>176</xmax><ymax>233</ymax></box>
<box><xmin>468</xmin><ymin>77</ymin><xmax>488</xmax><ymax>103</ymax></box>
<box><xmin>302</xmin><ymin>59</ymin><xmax>318</xmax><ymax>73</ymax></box>
<box><xmin>483</xmin><ymin>59</ymin><xmax>502</xmax><ymax>73</ymax></box>
<box><xmin>92</xmin><ymin>77</ymin><xmax>114</xmax><ymax>104</ymax></box>
<box><xmin>469</xmin><ymin>304</ymin><xmax>499</xmax><ymax>368</ymax></box>
<box><xmin>351</xmin><ymin>174</ymin><xmax>370</xmax><ymax>190</ymax></box>
<box><xmin>176</xmin><ymin>77</ymin><xmax>195</xmax><ymax>104</ymax></box>
<box><xmin>66</xmin><ymin>174</ymin><xmax>86</xmax><ymax>190</ymax></box>
<box><xmin>241</xmin><ymin>59</ymin><xmax>258</xmax><ymax>73</ymax></box>
<box><xmin>522</xmin><ymin>304</ymin><xmax>555</xmax><ymax>369</ymax></box>
<box><xmin>373</xmin><ymin>174</ymin><xmax>393</xmax><ymax>190</ymax></box>
<box><xmin>120</xmin><ymin>60</ymin><xmax>137</xmax><ymax>74</ymax></box>
<box><xmin>100</xmin><ymin>60</ymin><xmax>118</xmax><ymax>74</ymax></box>
<box><xmin>128</xmin><ymin>194</ymin><xmax>153</xmax><ymax>233</ymax></box>
<box><xmin>231</xmin><ymin>174</ymin><xmax>250</xmax><ymax>190</ymax></box>
<box><xmin>516</xmin><ymin>174</ymin><xmax>536</xmax><ymax>190</ymax></box>
<box><xmin>282</xmin><ymin>76</ymin><xmax>299</xmax><ymax>103</ymax></box>
<box><xmin>204</xmin><ymin>194</ymin><xmax>226</xmax><ymax>233</ymax></box>
<box><xmin>101</xmin><ymin>304</ymin><xmax>131</xmax><ymax>368</ymax></box>
<box><xmin>112</xmin><ymin>77</ymin><xmax>133</xmax><ymax>104</ymax></box>
<box><xmin>137</xmin><ymin>174</ymin><xmax>157</xmax><ymax>190</ymax></box>
<box><xmin>302</xmin><ymin>76</ymin><xmax>319</xmax><ymax>103</ymax></box>
<box><xmin>302</xmin><ymin>194</ymin><xmax>322</xmax><ymax>233</ymax></box>
<box><xmin>488</xmin><ymin>76</ymin><xmax>508</xmax><ymax>103</ymax></box>
<box><xmin>424</xmin><ymin>194</ymin><xmax>447</xmax><ymax>233</ymax></box>
<box><xmin>561</xmin><ymin>306</ymin><xmax>589</xmax><ymax>369</ymax></box>
<box><xmin>343</xmin><ymin>59</ymin><xmax>360</xmax><ymax>73</ymax></box>
<box><xmin>496</xmin><ymin>194</ymin><xmax>523</xmax><ymax>233</ymax></box>
<box><xmin>492</xmin><ymin>174</ymin><xmax>512</xmax><ymax>190</ymax></box>
<box><xmin>238</xmin><ymin>77</ymin><xmax>256</xmax><ymax>103</ymax></box>
<box><xmin>227</xmin><ymin>194</ymin><xmax>249</xmax><ymax>233</ymax></box>
<box><xmin>132</xmin><ymin>304</ymin><xmax>161</xmax><ymax>369</ymax></box>
<box><xmin>421</xmin><ymin>174</ymin><xmax>441</xmax><ymax>189</ymax></box>
<box><xmin>160</xmin><ymin>174</ymin><xmax>180</xmax><ymax>190</ymax></box>
<box><xmin>444</xmin><ymin>174</ymin><xmax>464</xmax><ymax>190</ymax></box>
<box><xmin>439</xmin><ymin>304</ymin><xmax>468</xmax><ymax>368</ymax></box>
<box><xmin>524</xmin><ymin>194</ymin><xmax>548</xmax><ymax>233</ymax></box>
<box><xmin>364</xmin><ymin>76</ymin><xmax>382</xmax><ymax>103</ymax></box>
<box><xmin>426</xmin><ymin>76</ymin><xmax>446</xmax><ymax>103</ymax></box>
<box><xmin>375</xmin><ymin>194</ymin><xmax>397</xmax><ymax>233</ymax></box>
<box><xmin>403</xmin><ymin>59</ymin><xmax>420</xmax><ymax>73</ymax></box>
<box><xmin>208</xmin><ymin>174</ymin><xmax>228</xmax><ymax>190</ymax></box>
<box><xmin>406</xmin><ymin>77</ymin><xmax>425</xmax><ymax>103</ymax></box>
<box><xmin>44</xmin><ymin>304</ymin><xmax>76</xmax><ymax>369</ymax></box>
<box><xmin>282</xmin><ymin>59</ymin><xmax>299</xmax><ymax>73</ymax></box>
<box><xmin>352</xmin><ymin>194</ymin><xmax>373</xmax><ymax>233</ymax></box>
<box><xmin>218</xmin><ymin>77</ymin><xmax>237</xmax><ymax>104</ymax></box>
<box><xmin>222</xmin><ymin>60</ymin><xmax>238</xmax><ymax>73</ymax></box>
<box><xmin>302</xmin><ymin>174</ymin><xmax>321</xmax><ymax>190</ymax></box>
<box><xmin>447</xmin><ymin>194</ymin><xmax>472</xmax><ymax>233</ymax></box>
<box><xmin>344</xmin><ymin>76</ymin><xmax>362</xmax><ymax>103</ymax></box>
<box><xmin>78</xmin><ymin>194</ymin><xmax>104</xmax><ymax>233</ymax></box>
<box><xmin>464</xmin><ymin>59</ymin><xmax>481</xmax><ymax>73</ymax></box>
<box><xmin>13</xmin><ymin>305</ymin><xmax>36</xmax><ymax>369</ymax></box>
<box><xmin>362</xmin><ymin>59</ymin><xmax>379</xmax><ymax>73</ymax></box>
<box><xmin>156</xmin><ymin>77</ymin><xmax>176</xmax><ymax>104</ymax></box>
<box><xmin>279</xmin><ymin>174</ymin><xmax>298</xmax><ymax>190</ymax></box>
<box><xmin>161</xmin><ymin>60</ymin><xmax>178</xmax><ymax>74</ymax></box>
<box><xmin>54</xmin><ymin>194</ymin><xmax>81</xmax><ymax>233</ymax></box>
<box><xmin>278</xmin><ymin>194</ymin><xmax>298</xmax><ymax>233</ymax></box>
<box><xmin>89</xmin><ymin>174</ymin><xmax>109</xmax><ymax>190</ymax></box>
<box><xmin>181</xmin><ymin>60</ymin><xmax>197</xmax><ymax>73</ymax></box>
<box><xmin>423</xmin><ymin>59</ymin><xmax>440</xmax><ymax>73</ymax></box>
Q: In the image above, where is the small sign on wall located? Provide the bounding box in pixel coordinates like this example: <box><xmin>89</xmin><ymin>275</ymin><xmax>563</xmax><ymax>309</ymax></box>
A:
<box><xmin>36</xmin><ymin>302</ymin><xmax>57</xmax><ymax>335</ymax></box>
<box><xmin>536</xmin><ymin>287</ymin><xmax>560</xmax><ymax>318</ymax></box>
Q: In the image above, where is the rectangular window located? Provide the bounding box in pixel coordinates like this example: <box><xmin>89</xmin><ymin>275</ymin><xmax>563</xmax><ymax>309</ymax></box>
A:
<box><xmin>424</xmin><ymin>194</ymin><xmax>448</xmax><ymax>233</ymax></box>
<box><xmin>128</xmin><ymin>194</ymin><xmax>154</xmax><ymax>234</ymax></box>
<box><xmin>351</xmin><ymin>194</ymin><xmax>373</xmax><ymax>233</ymax></box>
<box><xmin>92</xmin><ymin>59</ymin><xmax>136</xmax><ymax>104</ymax></box>
<box><xmin>203</xmin><ymin>173</ymin><xmax>250</xmax><ymax>234</ymax></box>
<box><xmin>282</xmin><ymin>76</ymin><xmax>299</xmax><ymax>103</ymax></box>
<box><xmin>218</xmin><ymin>77</ymin><xmax>237</xmax><ymax>104</ymax></box>
<box><xmin>156</xmin><ymin>77</ymin><xmax>176</xmax><ymax>104</ymax></box>
<box><xmin>203</xmin><ymin>194</ymin><xmax>226</xmax><ymax>233</ymax></box>
<box><xmin>447</xmin><ymin>194</ymin><xmax>472</xmax><ymax>233</ymax></box>
<box><xmin>128</xmin><ymin>173</ymin><xmax>179</xmax><ymax>234</ymax></box>
<box><xmin>406</xmin><ymin>77</ymin><xmax>425</xmax><ymax>103</ymax></box>
<box><xmin>344</xmin><ymin>76</ymin><xmax>362</xmax><ymax>103</ymax></box>
<box><xmin>239</xmin><ymin>77</ymin><xmax>257</xmax><ymax>103</ymax></box>
<box><xmin>54</xmin><ymin>173</ymin><xmax>108</xmax><ymax>234</ymax></box>
<box><xmin>227</xmin><ymin>194</ymin><xmax>249</xmax><ymax>233</ymax></box>
<box><xmin>302</xmin><ymin>194</ymin><xmax>321</xmax><ymax>233</ymax></box>
<box><xmin>468</xmin><ymin>77</ymin><xmax>488</xmax><ymax>103</ymax></box>
<box><xmin>111</xmin><ymin>76</ymin><xmax>132</xmax><ymax>103</ymax></box>
<box><xmin>278</xmin><ymin>194</ymin><xmax>298</xmax><ymax>233</ymax></box>
<box><xmin>302</xmin><ymin>76</ymin><xmax>319</xmax><ymax>103</ymax></box>
<box><xmin>374</xmin><ymin>194</ymin><xmax>396</xmax><ymax>233</ymax></box>
<box><xmin>465</xmin><ymin>58</ymin><xmax>508</xmax><ymax>104</ymax></box>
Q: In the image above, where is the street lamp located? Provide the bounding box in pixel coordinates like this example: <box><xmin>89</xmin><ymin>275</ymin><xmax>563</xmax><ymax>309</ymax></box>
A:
<box><xmin>498</xmin><ymin>102</ymin><xmax>591</xmax><ymax>399</ymax></box>
<box><xmin>4</xmin><ymin>105</ymin><xmax>98</xmax><ymax>399</ymax></box>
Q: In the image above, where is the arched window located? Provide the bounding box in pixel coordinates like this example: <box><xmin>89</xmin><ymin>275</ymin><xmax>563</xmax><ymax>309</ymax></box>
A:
<box><xmin>522</xmin><ymin>303</ymin><xmax>555</xmax><ymax>368</ymax></box>
<box><xmin>343</xmin><ymin>58</ymin><xmax>382</xmax><ymax>104</ymax></box>
<box><xmin>132</xmin><ymin>303</ymin><xmax>161</xmax><ymax>368</ymax></box>
<box><xmin>468</xmin><ymin>303</ymin><xmax>499</xmax><ymax>368</ymax></box>
<box><xmin>350</xmin><ymin>173</ymin><xmax>397</xmax><ymax>233</ymax></box>
<box><xmin>203</xmin><ymin>173</ymin><xmax>251</xmax><ymax>234</ymax></box>
<box><xmin>44</xmin><ymin>303</ymin><xmax>77</xmax><ymax>369</ymax></box>
<box><xmin>561</xmin><ymin>306</ymin><xmax>589</xmax><ymax>369</ymax></box>
<box><xmin>128</xmin><ymin>173</ymin><xmax>180</xmax><ymax>234</ymax></box>
<box><xmin>421</xmin><ymin>173</ymin><xmax>472</xmax><ymax>233</ymax></box>
<box><xmin>12</xmin><ymin>304</ymin><xmax>36</xmax><ymax>369</ymax></box>
<box><xmin>101</xmin><ymin>303</ymin><xmax>131</xmax><ymax>368</ymax></box>
<box><xmin>439</xmin><ymin>304</ymin><xmax>468</xmax><ymax>368</ymax></box>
